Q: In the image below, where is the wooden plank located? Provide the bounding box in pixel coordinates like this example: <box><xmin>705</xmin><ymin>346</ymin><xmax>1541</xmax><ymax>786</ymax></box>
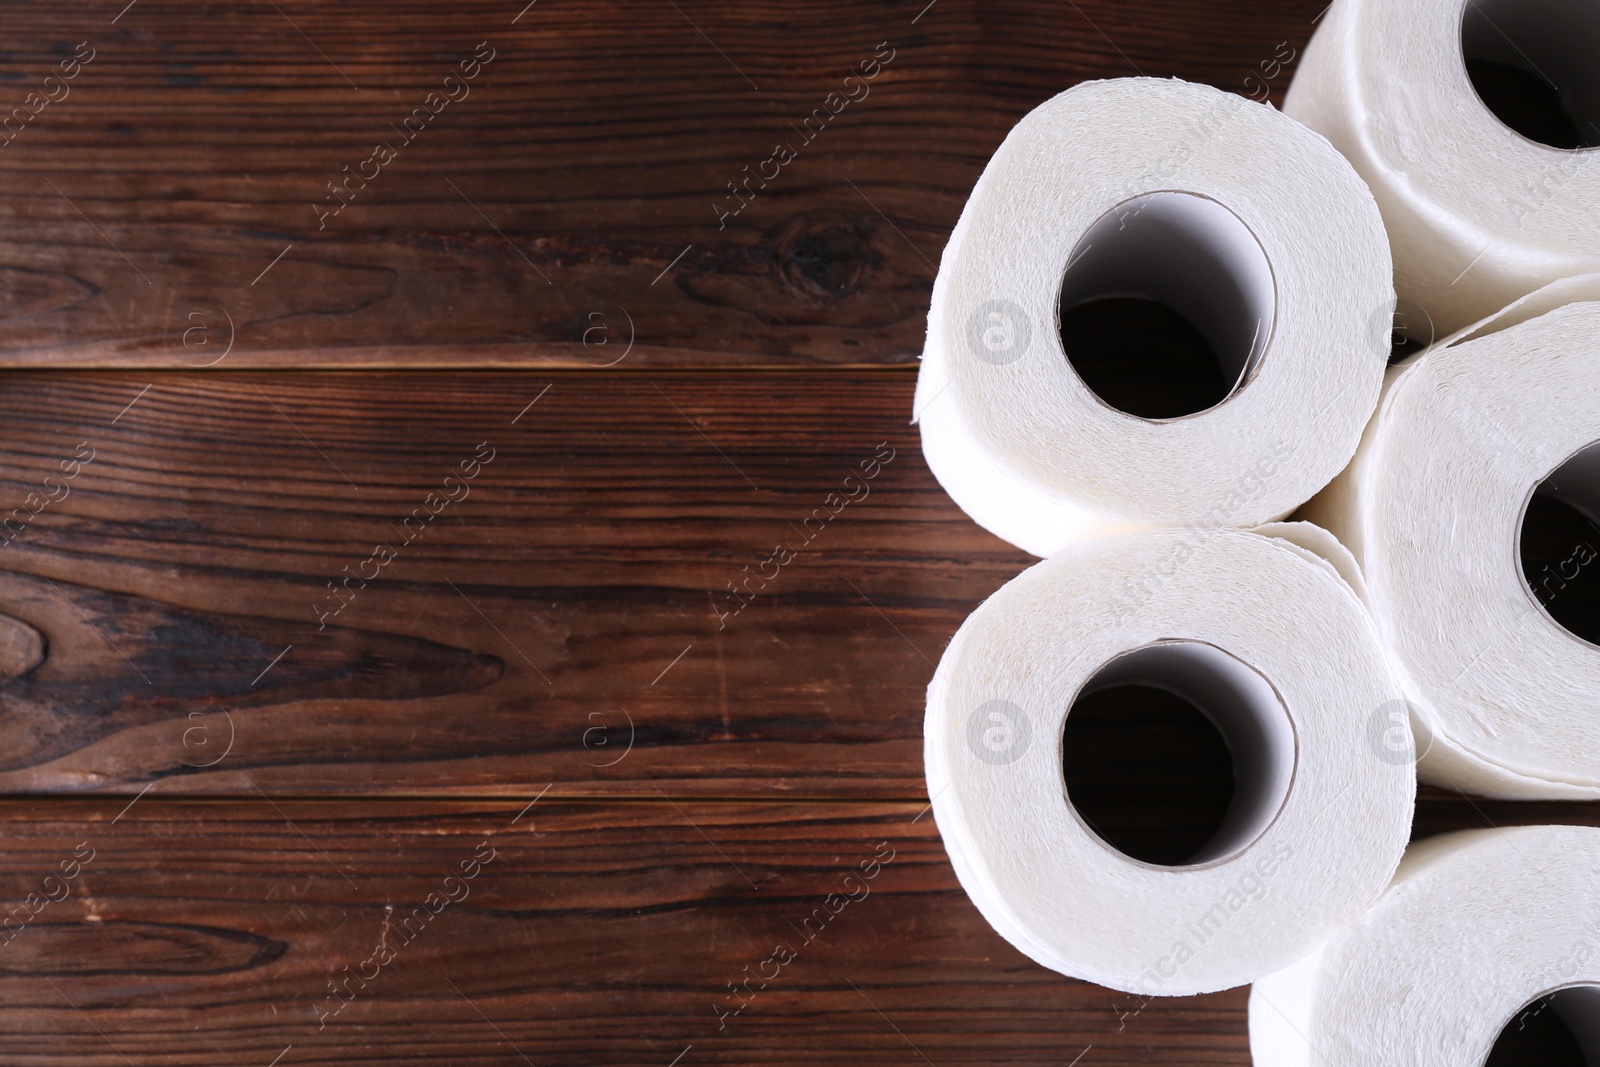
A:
<box><xmin>3</xmin><ymin>367</ymin><xmax>1597</xmax><ymax>800</ymax></box>
<box><xmin>0</xmin><ymin>792</ymin><xmax>1590</xmax><ymax>1065</ymax></box>
<box><xmin>0</xmin><ymin>0</ymin><xmax>1327</xmax><ymax>367</ymax></box>
<box><xmin>10</xmin><ymin>3</ymin><xmax>1595</xmax><ymax>1059</ymax></box>
<box><xmin>0</xmin><ymin>798</ymin><xmax>1229</xmax><ymax>1066</ymax></box>
<box><xmin>0</xmin><ymin>367</ymin><xmax>1031</xmax><ymax>796</ymax></box>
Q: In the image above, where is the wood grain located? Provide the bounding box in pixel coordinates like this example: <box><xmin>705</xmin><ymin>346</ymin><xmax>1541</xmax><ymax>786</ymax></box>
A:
<box><xmin>0</xmin><ymin>0</ymin><xmax>1327</xmax><ymax>367</ymax></box>
<box><xmin>0</xmin><ymin>367</ymin><xmax>1030</xmax><ymax>796</ymax></box>
<box><xmin>0</xmin><ymin>366</ymin><xmax>1596</xmax><ymax>808</ymax></box>
<box><xmin>0</xmin><ymin>792</ymin><xmax>1590</xmax><ymax>1066</ymax></box>
<box><xmin>6</xmin><ymin>2</ymin><xmax>1599</xmax><ymax>1061</ymax></box>
<box><xmin>0</xmin><ymin>365</ymin><xmax>1593</xmax><ymax>1063</ymax></box>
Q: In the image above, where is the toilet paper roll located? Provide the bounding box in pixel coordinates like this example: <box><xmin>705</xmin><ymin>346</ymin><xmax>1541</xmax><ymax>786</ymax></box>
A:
<box><xmin>1439</xmin><ymin>271</ymin><xmax>1600</xmax><ymax>349</ymax></box>
<box><xmin>924</xmin><ymin>528</ymin><xmax>1414</xmax><ymax>995</ymax></box>
<box><xmin>1251</xmin><ymin>825</ymin><xmax>1600</xmax><ymax>1066</ymax></box>
<box><xmin>1286</xmin><ymin>0</ymin><xmax>1600</xmax><ymax>339</ymax></box>
<box><xmin>1302</xmin><ymin>299</ymin><xmax>1600</xmax><ymax>798</ymax></box>
<box><xmin>913</xmin><ymin>77</ymin><xmax>1392</xmax><ymax>558</ymax></box>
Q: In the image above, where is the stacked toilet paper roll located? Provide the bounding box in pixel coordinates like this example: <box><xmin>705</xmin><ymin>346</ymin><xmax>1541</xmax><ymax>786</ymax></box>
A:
<box><xmin>1250</xmin><ymin>825</ymin><xmax>1600</xmax><ymax>1066</ymax></box>
<box><xmin>924</xmin><ymin>527</ymin><xmax>1414</xmax><ymax>995</ymax></box>
<box><xmin>1303</xmin><ymin>298</ymin><xmax>1600</xmax><ymax>798</ymax></box>
<box><xmin>914</xmin><ymin>77</ymin><xmax>1393</xmax><ymax>558</ymax></box>
<box><xmin>915</xmin><ymin>48</ymin><xmax>1600</xmax><ymax>1057</ymax></box>
<box><xmin>1286</xmin><ymin>0</ymin><xmax>1600</xmax><ymax>338</ymax></box>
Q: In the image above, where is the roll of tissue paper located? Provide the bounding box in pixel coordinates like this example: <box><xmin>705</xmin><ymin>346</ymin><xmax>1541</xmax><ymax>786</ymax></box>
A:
<box><xmin>913</xmin><ymin>77</ymin><xmax>1393</xmax><ymax>558</ymax></box>
<box><xmin>1286</xmin><ymin>0</ymin><xmax>1600</xmax><ymax>338</ymax></box>
<box><xmin>1303</xmin><ymin>299</ymin><xmax>1600</xmax><ymax>798</ymax></box>
<box><xmin>1251</xmin><ymin>825</ymin><xmax>1600</xmax><ymax>1066</ymax></box>
<box><xmin>924</xmin><ymin>528</ymin><xmax>1414</xmax><ymax>995</ymax></box>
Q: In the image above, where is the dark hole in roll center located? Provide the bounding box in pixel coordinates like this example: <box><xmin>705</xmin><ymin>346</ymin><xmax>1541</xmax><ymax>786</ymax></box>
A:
<box><xmin>1462</xmin><ymin>0</ymin><xmax>1600</xmax><ymax>150</ymax></box>
<box><xmin>1520</xmin><ymin>443</ymin><xmax>1600</xmax><ymax>647</ymax></box>
<box><xmin>1466</xmin><ymin>59</ymin><xmax>1586</xmax><ymax>150</ymax></box>
<box><xmin>1056</xmin><ymin>191</ymin><xmax>1275</xmax><ymax>423</ymax></box>
<box><xmin>1485</xmin><ymin>988</ymin><xmax>1600</xmax><ymax>1067</ymax></box>
<box><xmin>1062</xmin><ymin>684</ymin><xmax>1236</xmax><ymax>867</ymax></box>
<box><xmin>1060</xmin><ymin>298</ymin><xmax>1231</xmax><ymax>420</ymax></box>
<box><xmin>1521</xmin><ymin>494</ymin><xmax>1600</xmax><ymax>644</ymax></box>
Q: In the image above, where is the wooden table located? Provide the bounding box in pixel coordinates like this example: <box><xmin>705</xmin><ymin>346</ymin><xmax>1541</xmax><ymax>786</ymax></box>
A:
<box><xmin>0</xmin><ymin>1</ymin><xmax>1595</xmax><ymax>1062</ymax></box>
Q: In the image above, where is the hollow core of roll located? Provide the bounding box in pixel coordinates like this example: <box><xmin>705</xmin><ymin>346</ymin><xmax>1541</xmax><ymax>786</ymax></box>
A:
<box><xmin>1056</xmin><ymin>191</ymin><xmax>1276</xmax><ymax>422</ymax></box>
<box><xmin>1485</xmin><ymin>985</ymin><xmax>1600</xmax><ymax>1066</ymax></box>
<box><xmin>1462</xmin><ymin>0</ymin><xmax>1600</xmax><ymax>149</ymax></box>
<box><xmin>1518</xmin><ymin>441</ymin><xmax>1600</xmax><ymax>647</ymax></box>
<box><xmin>1060</xmin><ymin>641</ymin><xmax>1295</xmax><ymax>868</ymax></box>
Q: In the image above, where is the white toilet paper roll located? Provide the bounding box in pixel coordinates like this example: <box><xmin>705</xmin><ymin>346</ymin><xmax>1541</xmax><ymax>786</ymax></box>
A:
<box><xmin>1303</xmin><ymin>299</ymin><xmax>1600</xmax><ymax>798</ymax></box>
<box><xmin>1286</xmin><ymin>0</ymin><xmax>1600</xmax><ymax>339</ymax></box>
<box><xmin>913</xmin><ymin>77</ymin><xmax>1392</xmax><ymax>558</ymax></box>
<box><xmin>1251</xmin><ymin>825</ymin><xmax>1600</xmax><ymax>1067</ymax></box>
<box><xmin>924</xmin><ymin>528</ymin><xmax>1414</xmax><ymax>995</ymax></box>
<box><xmin>1438</xmin><ymin>271</ymin><xmax>1600</xmax><ymax>349</ymax></box>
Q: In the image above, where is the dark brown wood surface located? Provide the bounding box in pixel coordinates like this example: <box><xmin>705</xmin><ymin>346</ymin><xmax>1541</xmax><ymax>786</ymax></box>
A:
<box><xmin>0</xmin><ymin>0</ymin><xmax>1326</xmax><ymax>368</ymax></box>
<box><xmin>0</xmin><ymin>791</ymin><xmax>1590</xmax><ymax>1066</ymax></box>
<box><xmin>0</xmin><ymin>369</ymin><xmax>1017</xmax><ymax>798</ymax></box>
<box><xmin>0</xmin><ymin>367</ymin><xmax>1593</xmax><ymax>1064</ymax></box>
<box><xmin>1</xmin><ymin>1</ymin><xmax>1597</xmax><ymax>1063</ymax></box>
